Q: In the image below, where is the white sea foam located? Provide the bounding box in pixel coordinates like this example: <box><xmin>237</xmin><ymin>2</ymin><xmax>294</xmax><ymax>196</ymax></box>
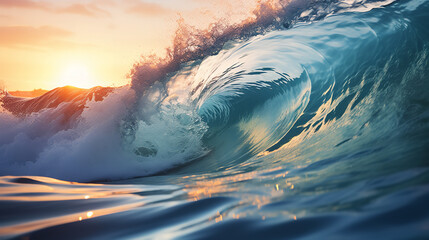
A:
<box><xmin>0</xmin><ymin>87</ymin><xmax>208</xmax><ymax>182</ymax></box>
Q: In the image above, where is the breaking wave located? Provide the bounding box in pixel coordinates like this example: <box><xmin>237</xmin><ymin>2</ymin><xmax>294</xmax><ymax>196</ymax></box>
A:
<box><xmin>1</xmin><ymin>0</ymin><xmax>428</xmax><ymax>182</ymax></box>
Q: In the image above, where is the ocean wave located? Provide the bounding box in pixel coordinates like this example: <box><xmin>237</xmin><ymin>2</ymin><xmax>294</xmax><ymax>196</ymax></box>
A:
<box><xmin>1</xmin><ymin>0</ymin><xmax>428</xmax><ymax>182</ymax></box>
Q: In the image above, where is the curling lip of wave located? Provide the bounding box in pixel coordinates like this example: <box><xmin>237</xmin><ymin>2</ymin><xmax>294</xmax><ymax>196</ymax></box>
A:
<box><xmin>128</xmin><ymin>0</ymin><xmax>394</xmax><ymax>93</ymax></box>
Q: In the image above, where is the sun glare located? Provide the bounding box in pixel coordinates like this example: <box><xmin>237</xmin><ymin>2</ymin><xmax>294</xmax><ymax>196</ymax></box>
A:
<box><xmin>59</xmin><ymin>63</ymin><xmax>97</xmax><ymax>89</ymax></box>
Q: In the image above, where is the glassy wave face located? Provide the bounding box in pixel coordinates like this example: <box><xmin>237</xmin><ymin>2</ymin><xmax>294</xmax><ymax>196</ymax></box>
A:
<box><xmin>1</xmin><ymin>0</ymin><xmax>428</xmax><ymax>239</ymax></box>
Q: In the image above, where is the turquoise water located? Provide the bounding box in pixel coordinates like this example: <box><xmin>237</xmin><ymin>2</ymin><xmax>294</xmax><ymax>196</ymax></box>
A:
<box><xmin>0</xmin><ymin>0</ymin><xmax>428</xmax><ymax>239</ymax></box>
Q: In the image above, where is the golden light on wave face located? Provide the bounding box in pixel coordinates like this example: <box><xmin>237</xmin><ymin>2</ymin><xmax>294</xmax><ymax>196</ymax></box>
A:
<box><xmin>58</xmin><ymin>63</ymin><xmax>96</xmax><ymax>89</ymax></box>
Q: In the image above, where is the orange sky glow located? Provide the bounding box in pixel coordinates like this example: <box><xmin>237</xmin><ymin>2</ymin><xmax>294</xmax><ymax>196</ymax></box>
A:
<box><xmin>0</xmin><ymin>0</ymin><xmax>256</xmax><ymax>91</ymax></box>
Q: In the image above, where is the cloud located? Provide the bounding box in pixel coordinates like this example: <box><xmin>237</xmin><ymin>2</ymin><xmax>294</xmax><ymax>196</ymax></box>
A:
<box><xmin>0</xmin><ymin>0</ymin><xmax>49</xmax><ymax>10</ymax></box>
<box><xmin>0</xmin><ymin>26</ymin><xmax>73</xmax><ymax>49</ymax></box>
<box><xmin>126</xmin><ymin>1</ymin><xmax>172</xmax><ymax>16</ymax></box>
<box><xmin>57</xmin><ymin>3</ymin><xmax>110</xmax><ymax>17</ymax></box>
<box><xmin>0</xmin><ymin>0</ymin><xmax>110</xmax><ymax>18</ymax></box>
<box><xmin>92</xmin><ymin>0</ymin><xmax>117</xmax><ymax>7</ymax></box>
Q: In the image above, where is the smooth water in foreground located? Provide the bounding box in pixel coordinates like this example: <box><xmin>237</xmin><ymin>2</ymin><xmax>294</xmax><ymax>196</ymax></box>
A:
<box><xmin>1</xmin><ymin>0</ymin><xmax>428</xmax><ymax>239</ymax></box>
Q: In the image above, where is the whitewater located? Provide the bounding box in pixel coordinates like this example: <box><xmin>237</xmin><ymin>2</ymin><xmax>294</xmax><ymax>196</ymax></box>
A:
<box><xmin>0</xmin><ymin>0</ymin><xmax>428</xmax><ymax>239</ymax></box>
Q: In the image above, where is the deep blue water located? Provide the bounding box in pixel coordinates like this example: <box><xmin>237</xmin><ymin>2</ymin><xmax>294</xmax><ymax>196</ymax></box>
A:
<box><xmin>0</xmin><ymin>0</ymin><xmax>428</xmax><ymax>239</ymax></box>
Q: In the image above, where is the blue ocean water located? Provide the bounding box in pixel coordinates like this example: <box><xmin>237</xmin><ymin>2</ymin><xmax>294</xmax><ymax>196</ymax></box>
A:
<box><xmin>0</xmin><ymin>0</ymin><xmax>428</xmax><ymax>239</ymax></box>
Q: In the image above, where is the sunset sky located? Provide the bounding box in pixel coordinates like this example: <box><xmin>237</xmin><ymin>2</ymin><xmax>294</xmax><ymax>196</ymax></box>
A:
<box><xmin>0</xmin><ymin>0</ymin><xmax>255</xmax><ymax>91</ymax></box>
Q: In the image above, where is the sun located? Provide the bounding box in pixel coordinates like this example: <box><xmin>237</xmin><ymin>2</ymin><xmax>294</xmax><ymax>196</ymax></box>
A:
<box><xmin>58</xmin><ymin>63</ymin><xmax>97</xmax><ymax>89</ymax></box>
